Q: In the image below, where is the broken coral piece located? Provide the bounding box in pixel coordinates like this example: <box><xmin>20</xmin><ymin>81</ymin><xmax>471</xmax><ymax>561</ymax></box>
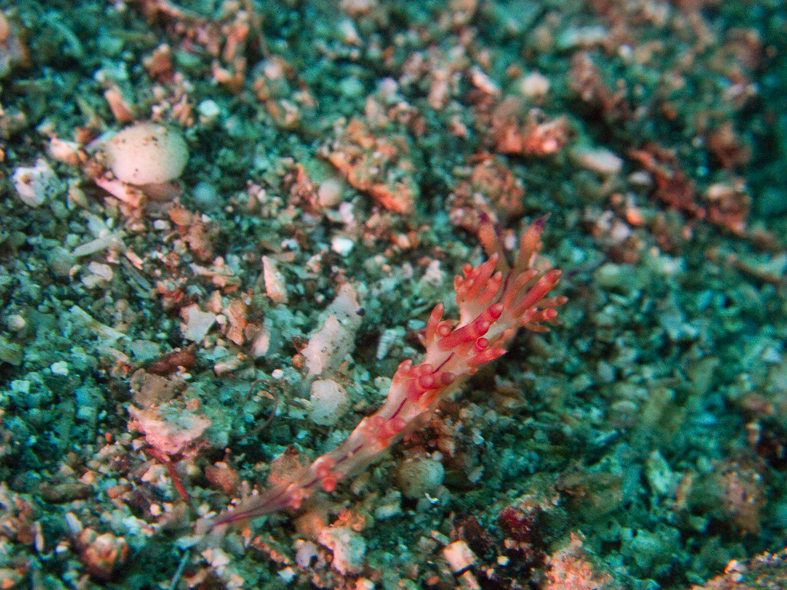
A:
<box><xmin>128</xmin><ymin>403</ymin><xmax>211</xmax><ymax>456</ymax></box>
<box><xmin>180</xmin><ymin>304</ymin><xmax>217</xmax><ymax>343</ymax></box>
<box><xmin>324</xmin><ymin>117</ymin><xmax>418</xmax><ymax>213</ymax></box>
<box><xmin>301</xmin><ymin>283</ymin><xmax>363</xmax><ymax>377</ymax></box>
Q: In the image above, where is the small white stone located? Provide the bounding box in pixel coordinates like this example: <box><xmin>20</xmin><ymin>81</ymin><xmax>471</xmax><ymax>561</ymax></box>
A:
<box><xmin>181</xmin><ymin>304</ymin><xmax>217</xmax><ymax>342</ymax></box>
<box><xmin>470</xmin><ymin>66</ymin><xmax>500</xmax><ymax>95</ymax></box>
<box><xmin>317</xmin><ymin>526</ymin><xmax>366</xmax><ymax>575</ymax></box>
<box><xmin>51</xmin><ymin>361</ymin><xmax>69</xmax><ymax>376</ymax></box>
<box><xmin>262</xmin><ymin>256</ymin><xmax>288</xmax><ymax>304</ymax></box>
<box><xmin>570</xmin><ymin>145</ymin><xmax>623</xmax><ymax>175</ymax></box>
<box><xmin>87</xmin><ymin>261</ymin><xmax>114</xmax><ymax>282</ymax></box>
<box><xmin>13</xmin><ymin>159</ymin><xmax>63</xmax><ymax>207</ymax></box>
<box><xmin>277</xmin><ymin>567</ymin><xmax>296</xmax><ymax>583</ymax></box>
<box><xmin>5</xmin><ymin>315</ymin><xmax>26</xmax><ymax>331</ymax></box>
<box><xmin>337</xmin><ymin>19</ymin><xmax>361</xmax><ymax>46</ymax></box>
<box><xmin>10</xmin><ymin>380</ymin><xmax>30</xmax><ymax>394</ymax></box>
<box><xmin>295</xmin><ymin>541</ymin><xmax>318</xmax><ymax>568</ymax></box>
<box><xmin>557</xmin><ymin>25</ymin><xmax>609</xmax><ymax>50</ymax></box>
<box><xmin>302</xmin><ymin>284</ymin><xmax>362</xmax><ymax>377</ymax></box>
<box><xmin>193</xmin><ymin>181</ymin><xmax>220</xmax><ymax>209</ymax></box>
<box><xmin>331</xmin><ymin>235</ymin><xmax>354</xmax><ymax>256</ymax></box>
<box><xmin>646</xmin><ymin>449</ymin><xmax>676</xmax><ymax>496</ymax></box>
<box><xmin>317</xmin><ymin>178</ymin><xmax>343</xmax><ymax>207</ymax></box>
<box><xmin>262</xmin><ymin>59</ymin><xmax>285</xmax><ymax>80</ymax></box>
<box><xmin>201</xmin><ymin>548</ymin><xmax>231</xmax><ymax>568</ymax></box>
<box><xmin>443</xmin><ymin>540</ymin><xmax>477</xmax><ymax>573</ymax></box>
<box><xmin>197</xmin><ymin>99</ymin><xmax>221</xmax><ymax>125</ymax></box>
<box><xmin>250</xmin><ymin>323</ymin><xmax>272</xmax><ymax>359</ymax></box>
<box><xmin>309</xmin><ymin>379</ymin><xmax>350</xmax><ymax>426</ymax></box>
<box><xmin>396</xmin><ymin>455</ymin><xmax>445</xmax><ymax>499</ymax></box>
<box><xmin>64</xmin><ymin>512</ymin><xmax>83</xmax><ymax>535</ymax></box>
<box><xmin>518</xmin><ymin>72</ymin><xmax>550</xmax><ymax>99</ymax></box>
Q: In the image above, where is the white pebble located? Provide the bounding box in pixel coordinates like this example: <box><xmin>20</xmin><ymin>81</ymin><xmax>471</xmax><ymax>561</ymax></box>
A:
<box><xmin>317</xmin><ymin>526</ymin><xmax>366</xmax><ymax>575</ymax></box>
<box><xmin>181</xmin><ymin>304</ymin><xmax>217</xmax><ymax>342</ymax></box>
<box><xmin>50</xmin><ymin>361</ymin><xmax>69</xmax><ymax>376</ymax></box>
<box><xmin>197</xmin><ymin>99</ymin><xmax>221</xmax><ymax>125</ymax></box>
<box><xmin>317</xmin><ymin>178</ymin><xmax>343</xmax><ymax>207</ymax></box>
<box><xmin>331</xmin><ymin>235</ymin><xmax>354</xmax><ymax>256</ymax></box>
<box><xmin>396</xmin><ymin>455</ymin><xmax>444</xmax><ymax>499</ymax></box>
<box><xmin>309</xmin><ymin>379</ymin><xmax>350</xmax><ymax>426</ymax></box>
<box><xmin>12</xmin><ymin>159</ymin><xmax>63</xmax><ymax>207</ymax></box>
<box><xmin>518</xmin><ymin>72</ymin><xmax>550</xmax><ymax>99</ymax></box>
<box><xmin>570</xmin><ymin>145</ymin><xmax>623</xmax><ymax>175</ymax></box>
<box><xmin>105</xmin><ymin>123</ymin><xmax>188</xmax><ymax>185</ymax></box>
<box><xmin>193</xmin><ymin>181</ymin><xmax>220</xmax><ymax>210</ymax></box>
